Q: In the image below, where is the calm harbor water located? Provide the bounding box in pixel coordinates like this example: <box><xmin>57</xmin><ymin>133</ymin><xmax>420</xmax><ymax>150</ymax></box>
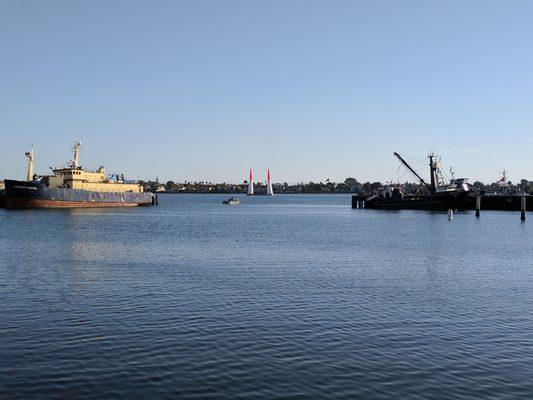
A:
<box><xmin>1</xmin><ymin>194</ymin><xmax>533</xmax><ymax>399</ymax></box>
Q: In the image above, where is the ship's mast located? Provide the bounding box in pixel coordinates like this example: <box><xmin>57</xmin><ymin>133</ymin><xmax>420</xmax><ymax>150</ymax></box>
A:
<box><xmin>25</xmin><ymin>145</ymin><xmax>34</xmax><ymax>181</ymax></box>
<box><xmin>71</xmin><ymin>141</ymin><xmax>81</xmax><ymax>168</ymax></box>
<box><xmin>428</xmin><ymin>154</ymin><xmax>436</xmax><ymax>194</ymax></box>
<box><xmin>498</xmin><ymin>170</ymin><xmax>509</xmax><ymax>188</ymax></box>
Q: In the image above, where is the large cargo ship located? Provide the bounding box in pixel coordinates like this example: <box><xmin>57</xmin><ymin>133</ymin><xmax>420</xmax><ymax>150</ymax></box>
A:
<box><xmin>4</xmin><ymin>142</ymin><xmax>154</xmax><ymax>209</ymax></box>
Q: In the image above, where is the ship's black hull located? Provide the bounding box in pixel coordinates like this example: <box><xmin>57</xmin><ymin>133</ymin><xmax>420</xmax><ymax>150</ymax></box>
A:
<box><xmin>4</xmin><ymin>180</ymin><xmax>154</xmax><ymax>209</ymax></box>
<box><xmin>364</xmin><ymin>191</ymin><xmax>472</xmax><ymax>211</ymax></box>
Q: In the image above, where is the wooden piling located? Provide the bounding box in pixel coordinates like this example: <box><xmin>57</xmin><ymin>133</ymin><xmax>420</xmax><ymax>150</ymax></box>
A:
<box><xmin>448</xmin><ymin>209</ymin><xmax>453</xmax><ymax>221</ymax></box>
<box><xmin>351</xmin><ymin>196</ymin><xmax>366</xmax><ymax>209</ymax></box>
<box><xmin>521</xmin><ymin>195</ymin><xmax>526</xmax><ymax>221</ymax></box>
<box><xmin>475</xmin><ymin>195</ymin><xmax>481</xmax><ymax>217</ymax></box>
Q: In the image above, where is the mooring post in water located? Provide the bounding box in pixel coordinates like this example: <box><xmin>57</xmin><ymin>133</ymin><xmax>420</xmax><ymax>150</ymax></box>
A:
<box><xmin>356</xmin><ymin>200</ymin><xmax>359</xmax><ymax>209</ymax></box>
<box><xmin>475</xmin><ymin>195</ymin><xmax>481</xmax><ymax>218</ymax></box>
<box><xmin>448</xmin><ymin>209</ymin><xmax>453</xmax><ymax>221</ymax></box>
<box><xmin>521</xmin><ymin>194</ymin><xmax>526</xmax><ymax>221</ymax></box>
<box><xmin>362</xmin><ymin>200</ymin><xmax>365</xmax><ymax>208</ymax></box>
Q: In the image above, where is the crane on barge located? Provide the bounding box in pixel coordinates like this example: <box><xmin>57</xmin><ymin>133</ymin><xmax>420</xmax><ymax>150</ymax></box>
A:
<box><xmin>363</xmin><ymin>152</ymin><xmax>471</xmax><ymax>210</ymax></box>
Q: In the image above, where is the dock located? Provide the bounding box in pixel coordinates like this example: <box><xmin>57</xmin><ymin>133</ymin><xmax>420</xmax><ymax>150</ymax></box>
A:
<box><xmin>352</xmin><ymin>193</ymin><xmax>532</xmax><ymax>213</ymax></box>
<box><xmin>464</xmin><ymin>194</ymin><xmax>533</xmax><ymax>211</ymax></box>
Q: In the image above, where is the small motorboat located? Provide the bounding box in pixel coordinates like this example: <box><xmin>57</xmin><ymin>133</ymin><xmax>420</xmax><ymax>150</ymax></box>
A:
<box><xmin>222</xmin><ymin>196</ymin><xmax>240</xmax><ymax>205</ymax></box>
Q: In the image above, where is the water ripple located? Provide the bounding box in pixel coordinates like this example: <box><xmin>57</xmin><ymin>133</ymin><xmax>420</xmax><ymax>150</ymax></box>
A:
<box><xmin>1</xmin><ymin>195</ymin><xmax>533</xmax><ymax>399</ymax></box>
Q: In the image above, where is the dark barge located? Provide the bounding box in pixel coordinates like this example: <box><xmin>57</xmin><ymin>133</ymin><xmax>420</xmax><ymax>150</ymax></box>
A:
<box><xmin>356</xmin><ymin>152</ymin><xmax>472</xmax><ymax>211</ymax></box>
<box><xmin>353</xmin><ymin>192</ymin><xmax>532</xmax><ymax>212</ymax></box>
<box><xmin>464</xmin><ymin>193</ymin><xmax>532</xmax><ymax>211</ymax></box>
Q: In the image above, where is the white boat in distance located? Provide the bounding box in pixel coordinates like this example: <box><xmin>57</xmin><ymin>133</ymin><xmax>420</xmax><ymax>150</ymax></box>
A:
<box><xmin>223</xmin><ymin>196</ymin><xmax>240</xmax><ymax>205</ymax></box>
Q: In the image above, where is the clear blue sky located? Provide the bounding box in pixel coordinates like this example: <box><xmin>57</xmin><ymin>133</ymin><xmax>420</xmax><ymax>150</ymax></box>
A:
<box><xmin>1</xmin><ymin>0</ymin><xmax>532</xmax><ymax>184</ymax></box>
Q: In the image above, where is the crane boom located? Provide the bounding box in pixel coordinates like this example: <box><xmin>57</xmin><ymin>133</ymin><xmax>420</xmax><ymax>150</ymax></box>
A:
<box><xmin>393</xmin><ymin>152</ymin><xmax>431</xmax><ymax>190</ymax></box>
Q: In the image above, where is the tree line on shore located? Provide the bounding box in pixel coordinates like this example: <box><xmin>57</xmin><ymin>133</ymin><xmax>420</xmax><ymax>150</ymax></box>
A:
<box><xmin>139</xmin><ymin>177</ymin><xmax>367</xmax><ymax>194</ymax></box>
<box><xmin>138</xmin><ymin>177</ymin><xmax>533</xmax><ymax>194</ymax></box>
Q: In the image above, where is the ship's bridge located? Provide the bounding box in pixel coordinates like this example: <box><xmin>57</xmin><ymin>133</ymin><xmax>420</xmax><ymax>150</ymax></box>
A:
<box><xmin>49</xmin><ymin>166</ymin><xmax>143</xmax><ymax>193</ymax></box>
